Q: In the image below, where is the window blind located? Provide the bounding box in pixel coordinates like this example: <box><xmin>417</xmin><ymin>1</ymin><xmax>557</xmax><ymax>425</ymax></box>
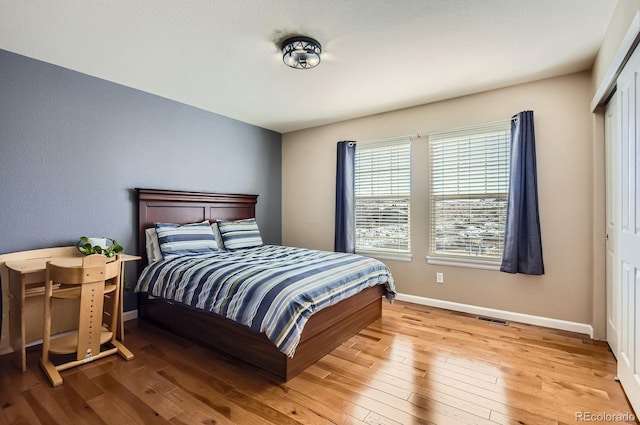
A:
<box><xmin>355</xmin><ymin>138</ymin><xmax>411</xmax><ymax>254</ymax></box>
<box><xmin>429</xmin><ymin>122</ymin><xmax>510</xmax><ymax>260</ymax></box>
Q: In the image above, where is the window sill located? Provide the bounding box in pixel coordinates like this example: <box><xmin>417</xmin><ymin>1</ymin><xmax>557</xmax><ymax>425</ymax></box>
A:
<box><xmin>356</xmin><ymin>250</ymin><xmax>412</xmax><ymax>262</ymax></box>
<box><xmin>426</xmin><ymin>256</ymin><xmax>500</xmax><ymax>271</ymax></box>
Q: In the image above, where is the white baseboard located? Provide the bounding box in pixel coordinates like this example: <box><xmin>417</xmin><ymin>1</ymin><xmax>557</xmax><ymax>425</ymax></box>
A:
<box><xmin>123</xmin><ymin>309</ymin><xmax>138</xmax><ymax>322</ymax></box>
<box><xmin>395</xmin><ymin>293</ymin><xmax>594</xmax><ymax>338</ymax></box>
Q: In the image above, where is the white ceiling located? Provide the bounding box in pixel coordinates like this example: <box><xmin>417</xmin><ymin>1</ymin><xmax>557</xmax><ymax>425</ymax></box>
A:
<box><xmin>0</xmin><ymin>0</ymin><xmax>616</xmax><ymax>133</ymax></box>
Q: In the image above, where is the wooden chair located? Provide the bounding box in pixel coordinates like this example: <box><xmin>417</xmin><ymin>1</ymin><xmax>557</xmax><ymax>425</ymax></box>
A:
<box><xmin>39</xmin><ymin>254</ymin><xmax>133</xmax><ymax>386</ymax></box>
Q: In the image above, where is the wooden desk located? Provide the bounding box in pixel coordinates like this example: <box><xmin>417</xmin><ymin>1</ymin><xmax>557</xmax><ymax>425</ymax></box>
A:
<box><xmin>0</xmin><ymin>248</ymin><xmax>139</xmax><ymax>371</ymax></box>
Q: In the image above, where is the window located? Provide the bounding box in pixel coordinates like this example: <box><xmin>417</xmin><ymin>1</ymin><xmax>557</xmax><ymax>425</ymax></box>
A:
<box><xmin>355</xmin><ymin>138</ymin><xmax>411</xmax><ymax>258</ymax></box>
<box><xmin>428</xmin><ymin>122</ymin><xmax>510</xmax><ymax>263</ymax></box>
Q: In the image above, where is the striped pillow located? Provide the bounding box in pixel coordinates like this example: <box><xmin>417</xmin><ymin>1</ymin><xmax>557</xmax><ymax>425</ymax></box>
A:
<box><xmin>155</xmin><ymin>221</ymin><xmax>218</xmax><ymax>259</ymax></box>
<box><xmin>217</xmin><ymin>218</ymin><xmax>263</xmax><ymax>250</ymax></box>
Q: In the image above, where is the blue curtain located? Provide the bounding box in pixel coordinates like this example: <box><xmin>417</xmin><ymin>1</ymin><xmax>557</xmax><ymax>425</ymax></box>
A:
<box><xmin>335</xmin><ymin>141</ymin><xmax>356</xmax><ymax>253</ymax></box>
<box><xmin>501</xmin><ymin>111</ymin><xmax>545</xmax><ymax>275</ymax></box>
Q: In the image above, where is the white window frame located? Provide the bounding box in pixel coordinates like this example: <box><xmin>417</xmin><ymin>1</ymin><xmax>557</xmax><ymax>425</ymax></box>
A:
<box><xmin>427</xmin><ymin>121</ymin><xmax>511</xmax><ymax>269</ymax></box>
<box><xmin>354</xmin><ymin>137</ymin><xmax>411</xmax><ymax>261</ymax></box>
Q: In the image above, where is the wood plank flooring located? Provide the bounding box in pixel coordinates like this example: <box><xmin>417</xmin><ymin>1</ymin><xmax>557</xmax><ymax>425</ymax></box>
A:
<box><xmin>1</xmin><ymin>301</ymin><xmax>637</xmax><ymax>424</ymax></box>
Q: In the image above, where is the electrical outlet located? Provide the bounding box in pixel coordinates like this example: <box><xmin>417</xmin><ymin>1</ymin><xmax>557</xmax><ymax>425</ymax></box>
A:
<box><xmin>436</xmin><ymin>272</ymin><xmax>444</xmax><ymax>284</ymax></box>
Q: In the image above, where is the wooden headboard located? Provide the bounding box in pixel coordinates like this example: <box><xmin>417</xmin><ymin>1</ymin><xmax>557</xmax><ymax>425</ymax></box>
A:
<box><xmin>136</xmin><ymin>188</ymin><xmax>258</xmax><ymax>265</ymax></box>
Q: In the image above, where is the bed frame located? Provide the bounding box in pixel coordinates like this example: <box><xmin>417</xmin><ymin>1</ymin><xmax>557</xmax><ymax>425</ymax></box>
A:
<box><xmin>135</xmin><ymin>188</ymin><xmax>384</xmax><ymax>380</ymax></box>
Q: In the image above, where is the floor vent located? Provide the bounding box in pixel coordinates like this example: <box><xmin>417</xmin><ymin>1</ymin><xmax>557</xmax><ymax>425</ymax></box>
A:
<box><xmin>477</xmin><ymin>316</ymin><xmax>509</xmax><ymax>326</ymax></box>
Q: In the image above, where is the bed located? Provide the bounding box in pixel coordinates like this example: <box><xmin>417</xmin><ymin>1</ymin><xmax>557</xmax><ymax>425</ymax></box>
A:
<box><xmin>135</xmin><ymin>188</ymin><xmax>395</xmax><ymax>380</ymax></box>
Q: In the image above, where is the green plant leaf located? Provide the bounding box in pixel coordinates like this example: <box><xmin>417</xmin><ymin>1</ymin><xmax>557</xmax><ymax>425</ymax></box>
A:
<box><xmin>78</xmin><ymin>243</ymin><xmax>93</xmax><ymax>255</ymax></box>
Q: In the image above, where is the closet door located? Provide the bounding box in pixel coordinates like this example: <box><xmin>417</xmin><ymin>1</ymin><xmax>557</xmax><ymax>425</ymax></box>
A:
<box><xmin>616</xmin><ymin>42</ymin><xmax>640</xmax><ymax>415</ymax></box>
<box><xmin>605</xmin><ymin>92</ymin><xmax>619</xmax><ymax>357</ymax></box>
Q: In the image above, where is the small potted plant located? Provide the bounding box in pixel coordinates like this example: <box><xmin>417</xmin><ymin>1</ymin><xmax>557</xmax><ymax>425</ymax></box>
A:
<box><xmin>77</xmin><ymin>236</ymin><xmax>123</xmax><ymax>259</ymax></box>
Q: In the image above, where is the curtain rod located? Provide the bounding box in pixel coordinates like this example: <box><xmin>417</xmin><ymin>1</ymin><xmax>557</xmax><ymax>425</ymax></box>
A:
<box><xmin>413</xmin><ymin>118</ymin><xmax>512</xmax><ymax>140</ymax></box>
<box><xmin>359</xmin><ymin>117</ymin><xmax>514</xmax><ymax>144</ymax></box>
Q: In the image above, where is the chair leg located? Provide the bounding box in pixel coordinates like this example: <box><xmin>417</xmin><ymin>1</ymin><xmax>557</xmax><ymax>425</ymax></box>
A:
<box><xmin>41</xmin><ymin>282</ymin><xmax>53</xmax><ymax>365</ymax></box>
<box><xmin>112</xmin><ymin>340</ymin><xmax>134</xmax><ymax>360</ymax></box>
<box><xmin>39</xmin><ymin>359</ymin><xmax>63</xmax><ymax>387</ymax></box>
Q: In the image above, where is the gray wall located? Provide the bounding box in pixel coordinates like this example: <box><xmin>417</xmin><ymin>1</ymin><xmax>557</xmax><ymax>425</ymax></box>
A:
<box><xmin>0</xmin><ymin>49</ymin><xmax>282</xmax><ymax>310</ymax></box>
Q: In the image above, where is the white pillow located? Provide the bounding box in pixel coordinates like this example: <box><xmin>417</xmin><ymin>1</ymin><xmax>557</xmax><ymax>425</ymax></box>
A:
<box><xmin>145</xmin><ymin>227</ymin><xmax>163</xmax><ymax>262</ymax></box>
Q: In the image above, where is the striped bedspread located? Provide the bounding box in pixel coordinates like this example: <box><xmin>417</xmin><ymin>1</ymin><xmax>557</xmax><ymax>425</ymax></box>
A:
<box><xmin>135</xmin><ymin>245</ymin><xmax>395</xmax><ymax>357</ymax></box>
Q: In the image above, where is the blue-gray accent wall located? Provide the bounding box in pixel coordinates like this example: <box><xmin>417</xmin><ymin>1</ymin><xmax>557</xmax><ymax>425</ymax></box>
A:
<box><xmin>0</xmin><ymin>49</ymin><xmax>282</xmax><ymax>311</ymax></box>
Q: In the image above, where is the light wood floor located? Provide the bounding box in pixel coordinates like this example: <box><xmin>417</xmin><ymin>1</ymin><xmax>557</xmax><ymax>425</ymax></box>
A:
<box><xmin>0</xmin><ymin>301</ymin><xmax>637</xmax><ymax>425</ymax></box>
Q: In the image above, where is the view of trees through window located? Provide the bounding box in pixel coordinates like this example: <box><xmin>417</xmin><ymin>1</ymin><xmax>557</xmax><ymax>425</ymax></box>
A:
<box><xmin>433</xmin><ymin>197</ymin><xmax>507</xmax><ymax>259</ymax></box>
<box><xmin>355</xmin><ymin>198</ymin><xmax>409</xmax><ymax>252</ymax></box>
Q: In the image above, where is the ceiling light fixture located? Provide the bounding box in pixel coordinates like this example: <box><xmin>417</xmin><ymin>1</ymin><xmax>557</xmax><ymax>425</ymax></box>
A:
<box><xmin>281</xmin><ymin>36</ymin><xmax>322</xmax><ymax>70</ymax></box>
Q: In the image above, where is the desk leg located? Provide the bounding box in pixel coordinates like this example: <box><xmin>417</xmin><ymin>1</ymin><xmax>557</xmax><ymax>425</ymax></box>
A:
<box><xmin>117</xmin><ymin>261</ymin><xmax>125</xmax><ymax>341</ymax></box>
<box><xmin>8</xmin><ymin>270</ymin><xmax>26</xmax><ymax>371</ymax></box>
